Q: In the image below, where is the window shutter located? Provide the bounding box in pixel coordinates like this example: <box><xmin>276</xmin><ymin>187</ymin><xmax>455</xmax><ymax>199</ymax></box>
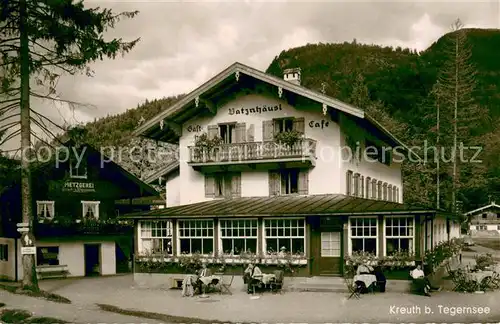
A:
<box><xmin>231</xmin><ymin>173</ymin><xmax>241</xmax><ymax>198</ymax></box>
<box><xmin>293</xmin><ymin>117</ymin><xmax>305</xmax><ymax>134</ymax></box>
<box><xmin>235</xmin><ymin>123</ymin><xmax>246</xmax><ymax>143</ymax></box>
<box><xmin>360</xmin><ymin>176</ymin><xmax>364</xmax><ymax>198</ymax></box>
<box><xmin>346</xmin><ymin>171</ymin><xmax>352</xmax><ymax>195</ymax></box>
<box><xmin>207</xmin><ymin>125</ymin><xmax>218</xmax><ymax>140</ymax></box>
<box><xmin>224</xmin><ymin>175</ymin><xmax>232</xmax><ymax>198</ymax></box>
<box><xmin>298</xmin><ymin>170</ymin><xmax>309</xmax><ymax>195</ymax></box>
<box><xmin>205</xmin><ymin>175</ymin><xmax>215</xmax><ymax>198</ymax></box>
<box><xmin>263</xmin><ymin>120</ymin><xmax>274</xmax><ymax>141</ymax></box>
<box><xmin>247</xmin><ymin>124</ymin><xmax>255</xmax><ymax>142</ymax></box>
<box><xmin>268</xmin><ymin>171</ymin><xmax>280</xmax><ymax>196</ymax></box>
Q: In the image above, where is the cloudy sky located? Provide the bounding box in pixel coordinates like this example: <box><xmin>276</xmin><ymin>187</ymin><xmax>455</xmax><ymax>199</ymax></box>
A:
<box><xmin>1</xmin><ymin>0</ymin><xmax>500</xmax><ymax>151</ymax></box>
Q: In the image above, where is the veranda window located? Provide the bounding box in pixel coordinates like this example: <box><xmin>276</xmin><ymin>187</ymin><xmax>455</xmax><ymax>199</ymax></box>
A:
<box><xmin>264</xmin><ymin>218</ymin><xmax>305</xmax><ymax>255</ymax></box>
<box><xmin>385</xmin><ymin>216</ymin><xmax>414</xmax><ymax>256</ymax></box>
<box><xmin>178</xmin><ymin>220</ymin><xmax>214</xmax><ymax>255</ymax></box>
<box><xmin>350</xmin><ymin>217</ymin><xmax>377</xmax><ymax>255</ymax></box>
<box><xmin>36</xmin><ymin>201</ymin><xmax>55</xmax><ymax>220</ymax></box>
<box><xmin>139</xmin><ymin>220</ymin><xmax>173</xmax><ymax>255</ymax></box>
<box><xmin>36</xmin><ymin>246</ymin><xmax>59</xmax><ymax>266</ymax></box>
<box><xmin>220</xmin><ymin>219</ymin><xmax>258</xmax><ymax>255</ymax></box>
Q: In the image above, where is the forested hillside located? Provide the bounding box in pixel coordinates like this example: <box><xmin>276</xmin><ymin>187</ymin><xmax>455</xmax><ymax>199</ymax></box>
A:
<box><xmin>77</xmin><ymin>28</ymin><xmax>500</xmax><ymax>211</ymax></box>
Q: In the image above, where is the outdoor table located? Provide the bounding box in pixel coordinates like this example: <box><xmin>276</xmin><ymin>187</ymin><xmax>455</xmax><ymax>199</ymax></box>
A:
<box><xmin>199</xmin><ymin>274</ymin><xmax>221</xmax><ymax>286</ymax></box>
<box><xmin>353</xmin><ymin>274</ymin><xmax>377</xmax><ymax>288</ymax></box>
<box><xmin>468</xmin><ymin>270</ymin><xmax>494</xmax><ymax>284</ymax></box>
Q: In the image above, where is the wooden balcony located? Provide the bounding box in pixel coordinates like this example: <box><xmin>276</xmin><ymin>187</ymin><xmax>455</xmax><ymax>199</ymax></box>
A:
<box><xmin>34</xmin><ymin>219</ymin><xmax>133</xmax><ymax>238</ymax></box>
<box><xmin>187</xmin><ymin>139</ymin><xmax>317</xmax><ymax>171</ymax></box>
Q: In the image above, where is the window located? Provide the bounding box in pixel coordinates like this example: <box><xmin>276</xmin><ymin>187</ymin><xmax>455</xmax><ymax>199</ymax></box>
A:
<box><xmin>0</xmin><ymin>244</ymin><xmax>8</xmax><ymax>261</ymax></box>
<box><xmin>264</xmin><ymin>219</ymin><xmax>305</xmax><ymax>254</ymax></box>
<box><xmin>139</xmin><ymin>221</ymin><xmax>173</xmax><ymax>255</ymax></box>
<box><xmin>70</xmin><ymin>159</ymin><xmax>87</xmax><ymax>179</ymax></box>
<box><xmin>205</xmin><ymin>173</ymin><xmax>241</xmax><ymax>198</ymax></box>
<box><xmin>366</xmin><ymin>177</ymin><xmax>371</xmax><ymax>199</ymax></box>
<box><xmin>350</xmin><ymin>217</ymin><xmax>377</xmax><ymax>255</ymax></box>
<box><xmin>273</xmin><ymin>118</ymin><xmax>294</xmax><ymax>134</ymax></box>
<box><xmin>383</xmin><ymin>183</ymin><xmax>388</xmax><ymax>201</ymax></box>
<box><xmin>346</xmin><ymin>170</ymin><xmax>353</xmax><ymax>196</ymax></box>
<box><xmin>497</xmin><ymin>225</ymin><xmax>500</xmax><ymax>230</ymax></box>
<box><xmin>396</xmin><ymin>188</ymin><xmax>399</xmax><ymax>203</ymax></box>
<box><xmin>82</xmin><ymin>201</ymin><xmax>100</xmax><ymax>220</ymax></box>
<box><xmin>392</xmin><ymin>186</ymin><xmax>397</xmax><ymax>203</ymax></box>
<box><xmin>385</xmin><ymin>216</ymin><xmax>414</xmax><ymax>256</ymax></box>
<box><xmin>482</xmin><ymin>213</ymin><xmax>487</xmax><ymax>219</ymax></box>
<box><xmin>371</xmin><ymin>179</ymin><xmax>377</xmax><ymax>199</ymax></box>
<box><xmin>36</xmin><ymin>246</ymin><xmax>59</xmax><ymax>266</ymax></box>
<box><xmin>269</xmin><ymin>169</ymin><xmax>308</xmax><ymax>196</ymax></box>
<box><xmin>353</xmin><ymin>173</ymin><xmax>360</xmax><ymax>197</ymax></box>
<box><xmin>388</xmin><ymin>185</ymin><xmax>393</xmax><ymax>202</ymax></box>
<box><xmin>497</xmin><ymin>213</ymin><xmax>500</xmax><ymax>219</ymax></box>
<box><xmin>178</xmin><ymin>220</ymin><xmax>214</xmax><ymax>255</ymax></box>
<box><xmin>476</xmin><ymin>225</ymin><xmax>486</xmax><ymax>231</ymax></box>
<box><xmin>220</xmin><ymin>219</ymin><xmax>258</xmax><ymax>255</ymax></box>
<box><xmin>360</xmin><ymin>176</ymin><xmax>364</xmax><ymax>198</ymax></box>
<box><xmin>321</xmin><ymin>232</ymin><xmax>341</xmax><ymax>257</ymax></box>
<box><xmin>36</xmin><ymin>201</ymin><xmax>55</xmax><ymax>220</ymax></box>
<box><xmin>219</xmin><ymin>123</ymin><xmax>235</xmax><ymax>144</ymax></box>
<box><xmin>377</xmin><ymin>181</ymin><xmax>382</xmax><ymax>200</ymax></box>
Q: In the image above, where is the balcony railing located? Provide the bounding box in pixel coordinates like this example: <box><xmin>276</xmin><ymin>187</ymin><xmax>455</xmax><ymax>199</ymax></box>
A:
<box><xmin>188</xmin><ymin>139</ymin><xmax>317</xmax><ymax>164</ymax></box>
<box><xmin>34</xmin><ymin>219</ymin><xmax>133</xmax><ymax>237</ymax></box>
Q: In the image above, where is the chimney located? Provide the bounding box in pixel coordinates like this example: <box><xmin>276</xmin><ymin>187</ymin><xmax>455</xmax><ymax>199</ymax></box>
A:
<box><xmin>283</xmin><ymin>68</ymin><xmax>301</xmax><ymax>85</ymax></box>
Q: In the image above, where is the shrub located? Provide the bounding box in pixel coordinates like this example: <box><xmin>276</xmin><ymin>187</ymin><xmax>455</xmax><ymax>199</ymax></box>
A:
<box><xmin>474</xmin><ymin>253</ymin><xmax>495</xmax><ymax>270</ymax></box>
<box><xmin>0</xmin><ymin>309</ymin><xmax>32</xmax><ymax>323</ymax></box>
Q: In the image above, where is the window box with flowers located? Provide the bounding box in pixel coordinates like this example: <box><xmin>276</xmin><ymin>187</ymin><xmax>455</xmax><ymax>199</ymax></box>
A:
<box><xmin>192</xmin><ymin>133</ymin><xmax>223</xmax><ymax>162</ymax></box>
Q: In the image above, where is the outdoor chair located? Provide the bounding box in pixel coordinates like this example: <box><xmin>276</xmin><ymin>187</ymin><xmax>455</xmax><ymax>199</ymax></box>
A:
<box><xmin>218</xmin><ymin>275</ymin><xmax>234</xmax><ymax>295</ymax></box>
<box><xmin>344</xmin><ymin>277</ymin><xmax>361</xmax><ymax>299</ymax></box>
<box><xmin>489</xmin><ymin>271</ymin><xmax>500</xmax><ymax>289</ymax></box>
<box><xmin>445</xmin><ymin>262</ymin><xmax>457</xmax><ymax>278</ymax></box>
<box><xmin>451</xmin><ymin>269</ymin><xmax>470</xmax><ymax>292</ymax></box>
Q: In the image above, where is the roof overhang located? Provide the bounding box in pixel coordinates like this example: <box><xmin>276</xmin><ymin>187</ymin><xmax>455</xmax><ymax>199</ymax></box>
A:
<box><xmin>143</xmin><ymin>160</ymin><xmax>180</xmax><ymax>185</ymax></box>
<box><xmin>464</xmin><ymin>203</ymin><xmax>500</xmax><ymax>216</ymax></box>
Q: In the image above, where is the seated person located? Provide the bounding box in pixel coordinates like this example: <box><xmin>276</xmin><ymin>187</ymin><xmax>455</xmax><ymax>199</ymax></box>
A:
<box><xmin>410</xmin><ymin>264</ymin><xmax>439</xmax><ymax>296</ymax></box>
<box><xmin>372</xmin><ymin>266</ymin><xmax>386</xmax><ymax>292</ymax></box>
<box><xmin>357</xmin><ymin>264</ymin><xmax>374</xmax><ymax>275</ymax></box>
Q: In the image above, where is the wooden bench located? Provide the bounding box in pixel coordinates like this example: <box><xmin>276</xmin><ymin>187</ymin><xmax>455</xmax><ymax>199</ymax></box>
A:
<box><xmin>36</xmin><ymin>265</ymin><xmax>69</xmax><ymax>280</ymax></box>
<box><xmin>171</xmin><ymin>277</ymin><xmax>184</xmax><ymax>289</ymax></box>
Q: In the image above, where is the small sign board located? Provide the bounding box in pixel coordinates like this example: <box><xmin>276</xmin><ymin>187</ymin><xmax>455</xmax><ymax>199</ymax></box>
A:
<box><xmin>21</xmin><ymin>246</ymin><xmax>36</xmax><ymax>255</ymax></box>
<box><xmin>17</xmin><ymin>223</ymin><xmax>29</xmax><ymax>227</ymax></box>
<box><xmin>17</xmin><ymin>227</ymin><xmax>29</xmax><ymax>233</ymax></box>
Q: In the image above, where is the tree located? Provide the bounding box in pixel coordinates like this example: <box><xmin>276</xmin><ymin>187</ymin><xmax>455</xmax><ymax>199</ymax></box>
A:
<box><xmin>432</xmin><ymin>19</ymin><xmax>490</xmax><ymax>215</ymax></box>
<box><xmin>0</xmin><ymin>0</ymin><xmax>139</xmax><ymax>291</ymax></box>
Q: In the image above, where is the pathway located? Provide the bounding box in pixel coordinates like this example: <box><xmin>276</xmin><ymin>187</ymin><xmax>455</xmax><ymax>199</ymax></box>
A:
<box><xmin>38</xmin><ymin>275</ymin><xmax>500</xmax><ymax>323</ymax></box>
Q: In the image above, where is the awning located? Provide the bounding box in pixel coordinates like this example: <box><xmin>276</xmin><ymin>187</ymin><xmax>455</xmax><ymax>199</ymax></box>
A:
<box><xmin>120</xmin><ymin>194</ymin><xmax>442</xmax><ymax>219</ymax></box>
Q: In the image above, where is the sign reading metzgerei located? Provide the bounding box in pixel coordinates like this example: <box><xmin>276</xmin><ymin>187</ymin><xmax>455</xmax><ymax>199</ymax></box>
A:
<box><xmin>62</xmin><ymin>182</ymin><xmax>96</xmax><ymax>193</ymax></box>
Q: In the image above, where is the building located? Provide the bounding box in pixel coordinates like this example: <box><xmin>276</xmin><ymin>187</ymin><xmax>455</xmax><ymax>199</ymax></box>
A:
<box><xmin>0</xmin><ymin>140</ymin><xmax>158</xmax><ymax>281</ymax></box>
<box><xmin>465</xmin><ymin>202</ymin><xmax>500</xmax><ymax>234</ymax></box>
<box><xmin>143</xmin><ymin>160</ymin><xmax>180</xmax><ymax>208</ymax></box>
<box><xmin>123</xmin><ymin>62</ymin><xmax>459</xmax><ymax>277</ymax></box>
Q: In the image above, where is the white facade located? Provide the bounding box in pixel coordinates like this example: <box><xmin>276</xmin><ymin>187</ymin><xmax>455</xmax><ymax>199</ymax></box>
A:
<box><xmin>176</xmin><ymin>94</ymin><xmax>402</xmax><ymax>205</ymax></box>
<box><xmin>165</xmin><ymin>171</ymin><xmax>180</xmax><ymax>207</ymax></box>
<box><xmin>0</xmin><ymin>237</ymin><xmax>16</xmax><ymax>281</ymax></box>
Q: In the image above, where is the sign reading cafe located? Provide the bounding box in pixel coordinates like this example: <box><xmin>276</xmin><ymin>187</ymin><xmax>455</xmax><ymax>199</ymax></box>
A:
<box><xmin>229</xmin><ymin>104</ymin><xmax>282</xmax><ymax>115</ymax></box>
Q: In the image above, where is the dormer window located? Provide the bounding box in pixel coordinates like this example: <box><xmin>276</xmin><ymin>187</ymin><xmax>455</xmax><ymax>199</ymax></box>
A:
<box><xmin>36</xmin><ymin>201</ymin><xmax>55</xmax><ymax>220</ymax></box>
<box><xmin>82</xmin><ymin>201</ymin><xmax>100</xmax><ymax>220</ymax></box>
<box><xmin>70</xmin><ymin>160</ymin><xmax>87</xmax><ymax>179</ymax></box>
<box><xmin>365</xmin><ymin>140</ymin><xmax>391</xmax><ymax>166</ymax></box>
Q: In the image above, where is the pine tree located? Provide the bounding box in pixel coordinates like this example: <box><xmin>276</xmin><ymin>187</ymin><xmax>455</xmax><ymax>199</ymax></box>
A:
<box><xmin>0</xmin><ymin>0</ymin><xmax>139</xmax><ymax>291</ymax></box>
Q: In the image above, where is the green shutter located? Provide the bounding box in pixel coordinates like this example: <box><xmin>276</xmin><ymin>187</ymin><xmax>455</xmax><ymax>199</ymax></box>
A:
<box><xmin>298</xmin><ymin>170</ymin><xmax>309</xmax><ymax>195</ymax></box>
<box><xmin>207</xmin><ymin>125</ymin><xmax>218</xmax><ymax>140</ymax></box>
<box><xmin>268</xmin><ymin>171</ymin><xmax>280</xmax><ymax>196</ymax></box>
<box><xmin>231</xmin><ymin>173</ymin><xmax>241</xmax><ymax>198</ymax></box>
<box><xmin>263</xmin><ymin>120</ymin><xmax>274</xmax><ymax>141</ymax></box>
<box><xmin>205</xmin><ymin>175</ymin><xmax>215</xmax><ymax>198</ymax></box>
<box><xmin>293</xmin><ymin>117</ymin><xmax>305</xmax><ymax>134</ymax></box>
<box><xmin>235</xmin><ymin>123</ymin><xmax>246</xmax><ymax>143</ymax></box>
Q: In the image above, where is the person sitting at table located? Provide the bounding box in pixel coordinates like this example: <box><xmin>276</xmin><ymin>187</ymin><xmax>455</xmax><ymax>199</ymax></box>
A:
<box><xmin>357</xmin><ymin>264</ymin><xmax>374</xmax><ymax>275</ymax></box>
<box><xmin>245</xmin><ymin>264</ymin><xmax>264</xmax><ymax>293</ymax></box>
<box><xmin>373</xmin><ymin>266</ymin><xmax>386</xmax><ymax>292</ymax></box>
<box><xmin>410</xmin><ymin>264</ymin><xmax>439</xmax><ymax>296</ymax></box>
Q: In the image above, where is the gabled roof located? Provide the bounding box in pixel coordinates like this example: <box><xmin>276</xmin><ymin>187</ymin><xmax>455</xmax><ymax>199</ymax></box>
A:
<box><xmin>133</xmin><ymin>62</ymin><xmax>416</xmax><ymax>158</ymax></box>
<box><xmin>143</xmin><ymin>160</ymin><xmax>179</xmax><ymax>185</ymax></box>
<box><xmin>464</xmin><ymin>202</ymin><xmax>500</xmax><ymax>216</ymax></box>
<box><xmin>120</xmin><ymin>194</ymin><xmax>439</xmax><ymax>219</ymax></box>
<box><xmin>30</xmin><ymin>140</ymin><xmax>159</xmax><ymax>199</ymax></box>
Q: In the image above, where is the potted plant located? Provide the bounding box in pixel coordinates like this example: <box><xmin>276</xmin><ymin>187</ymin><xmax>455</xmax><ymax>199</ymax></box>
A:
<box><xmin>274</xmin><ymin>130</ymin><xmax>302</xmax><ymax>148</ymax></box>
<box><xmin>194</xmin><ymin>133</ymin><xmax>223</xmax><ymax>160</ymax></box>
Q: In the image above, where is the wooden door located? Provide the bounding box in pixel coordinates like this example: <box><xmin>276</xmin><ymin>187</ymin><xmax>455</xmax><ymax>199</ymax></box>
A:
<box><xmin>317</xmin><ymin>231</ymin><xmax>342</xmax><ymax>275</ymax></box>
